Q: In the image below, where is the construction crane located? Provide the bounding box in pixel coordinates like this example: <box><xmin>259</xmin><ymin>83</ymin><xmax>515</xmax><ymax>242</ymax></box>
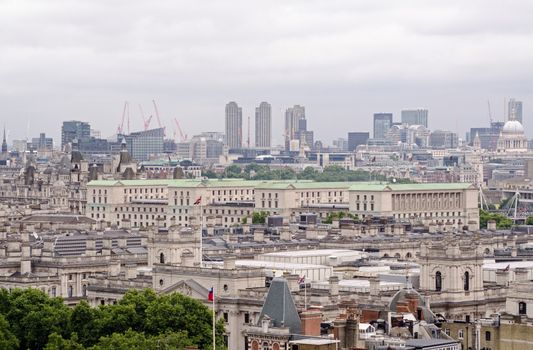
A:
<box><xmin>136</xmin><ymin>104</ymin><xmax>155</xmax><ymax>131</ymax></box>
<box><xmin>152</xmin><ymin>99</ymin><xmax>166</xmax><ymax>136</ymax></box>
<box><xmin>143</xmin><ymin>115</ymin><xmax>154</xmax><ymax>130</ymax></box>
<box><xmin>173</xmin><ymin>118</ymin><xmax>187</xmax><ymax>142</ymax></box>
<box><xmin>487</xmin><ymin>100</ymin><xmax>493</xmax><ymax>125</ymax></box>
<box><xmin>117</xmin><ymin>101</ymin><xmax>129</xmax><ymax>134</ymax></box>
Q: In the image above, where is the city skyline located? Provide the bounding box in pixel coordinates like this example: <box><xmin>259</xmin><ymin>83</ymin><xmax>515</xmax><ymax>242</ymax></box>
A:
<box><xmin>2</xmin><ymin>1</ymin><xmax>533</xmax><ymax>143</ymax></box>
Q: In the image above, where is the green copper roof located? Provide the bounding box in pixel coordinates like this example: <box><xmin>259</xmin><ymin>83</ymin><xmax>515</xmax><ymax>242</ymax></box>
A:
<box><xmin>255</xmin><ymin>181</ymin><xmax>356</xmax><ymax>190</ymax></box>
<box><xmin>88</xmin><ymin>179</ymin><xmax>475</xmax><ymax>191</ymax></box>
<box><xmin>87</xmin><ymin>179</ymin><xmax>264</xmax><ymax>188</ymax></box>
<box><xmin>348</xmin><ymin>182</ymin><xmax>475</xmax><ymax>191</ymax></box>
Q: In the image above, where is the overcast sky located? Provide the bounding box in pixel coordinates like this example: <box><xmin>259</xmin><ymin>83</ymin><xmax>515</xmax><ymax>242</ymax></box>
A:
<box><xmin>2</xmin><ymin>0</ymin><xmax>533</xmax><ymax>145</ymax></box>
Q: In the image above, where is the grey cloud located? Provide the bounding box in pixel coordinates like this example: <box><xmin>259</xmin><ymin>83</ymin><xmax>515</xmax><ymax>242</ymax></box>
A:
<box><xmin>1</xmin><ymin>0</ymin><xmax>533</xmax><ymax>143</ymax></box>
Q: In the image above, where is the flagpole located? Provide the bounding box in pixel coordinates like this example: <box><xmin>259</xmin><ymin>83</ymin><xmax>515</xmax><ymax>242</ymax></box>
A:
<box><xmin>304</xmin><ymin>280</ymin><xmax>307</xmax><ymax>311</ymax></box>
<box><xmin>212</xmin><ymin>288</ymin><xmax>216</xmax><ymax>350</ymax></box>
<box><xmin>197</xmin><ymin>197</ymin><xmax>203</xmax><ymax>268</ymax></box>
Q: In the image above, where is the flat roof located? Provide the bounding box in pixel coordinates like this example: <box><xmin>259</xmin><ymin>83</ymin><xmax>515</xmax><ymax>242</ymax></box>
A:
<box><xmin>236</xmin><ymin>260</ymin><xmax>330</xmax><ymax>270</ymax></box>
<box><xmin>288</xmin><ymin>339</ymin><xmax>340</xmax><ymax>345</ymax></box>
<box><xmin>208</xmin><ymin>260</ymin><xmax>331</xmax><ymax>270</ymax></box>
<box><xmin>483</xmin><ymin>261</ymin><xmax>533</xmax><ymax>270</ymax></box>
<box><xmin>260</xmin><ymin>249</ymin><xmax>359</xmax><ymax>257</ymax></box>
<box><xmin>406</xmin><ymin>338</ymin><xmax>459</xmax><ymax>347</ymax></box>
<box><xmin>313</xmin><ymin>279</ymin><xmax>403</xmax><ymax>288</ymax></box>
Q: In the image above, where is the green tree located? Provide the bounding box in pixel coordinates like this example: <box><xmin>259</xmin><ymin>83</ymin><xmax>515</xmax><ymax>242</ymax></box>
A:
<box><xmin>526</xmin><ymin>216</ymin><xmax>533</xmax><ymax>225</ymax></box>
<box><xmin>252</xmin><ymin>211</ymin><xmax>269</xmax><ymax>224</ymax></box>
<box><xmin>69</xmin><ymin>302</ymin><xmax>101</xmax><ymax>347</ymax></box>
<box><xmin>224</xmin><ymin>165</ymin><xmax>243</xmax><ymax>178</ymax></box>
<box><xmin>298</xmin><ymin>166</ymin><xmax>318</xmax><ymax>180</ymax></box>
<box><xmin>144</xmin><ymin>293</ymin><xmax>224</xmax><ymax>349</ymax></box>
<box><xmin>479</xmin><ymin>209</ymin><xmax>513</xmax><ymax>229</ymax></box>
<box><xmin>116</xmin><ymin>289</ymin><xmax>157</xmax><ymax>332</ymax></box>
<box><xmin>322</xmin><ymin>212</ymin><xmax>359</xmax><ymax>224</ymax></box>
<box><xmin>202</xmin><ymin>169</ymin><xmax>219</xmax><ymax>179</ymax></box>
<box><xmin>89</xmin><ymin>329</ymin><xmax>197</xmax><ymax>350</ymax></box>
<box><xmin>1</xmin><ymin>288</ymin><xmax>225</xmax><ymax>350</ymax></box>
<box><xmin>97</xmin><ymin>303</ymin><xmax>138</xmax><ymax>336</ymax></box>
<box><xmin>0</xmin><ymin>315</ymin><xmax>19</xmax><ymax>350</ymax></box>
<box><xmin>44</xmin><ymin>333</ymin><xmax>84</xmax><ymax>350</ymax></box>
<box><xmin>4</xmin><ymin>288</ymin><xmax>71</xmax><ymax>350</ymax></box>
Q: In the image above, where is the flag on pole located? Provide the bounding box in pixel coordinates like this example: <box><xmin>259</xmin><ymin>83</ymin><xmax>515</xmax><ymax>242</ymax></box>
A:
<box><xmin>194</xmin><ymin>196</ymin><xmax>202</xmax><ymax>205</ymax></box>
<box><xmin>208</xmin><ymin>287</ymin><xmax>214</xmax><ymax>301</ymax></box>
<box><xmin>298</xmin><ymin>275</ymin><xmax>305</xmax><ymax>285</ymax></box>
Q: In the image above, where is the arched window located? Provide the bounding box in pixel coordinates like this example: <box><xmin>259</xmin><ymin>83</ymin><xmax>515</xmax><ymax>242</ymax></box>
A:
<box><xmin>262</xmin><ymin>342</ymin><xmax>269</xmax><ymax>350</ymax></box>
<box><xmin>464</xmin><ymin>271</ymin><xmax>470</xmax><ymax>291</ymax></box>
<box><xmin>160</xmin><ymin>252</ymin><xmax>165</xmax><ymax>264</ymax></box>
<box><xmin>458</xmin><ymin>329</ymin><xmax>464</xmax><ymax>339</ymax></box>
<box><xmin>435</xmin><ymin>271</ymin><xmax>442</xmax><ymax>291</ymax></box>
<box><xmin>519</xmin><ymin>301</ymin><xmax>527</xmax><ymax>315</ymax></box>
<box><xmin>82</xmin><ymin>284</ymin><xmax>87</xmax><ymax>297</ymax></box>
<box><xmin>67</xmin><ymin>285</ymin><xmax>73</xmax><ymax>298</ymax></box>
<box><xmin>406</xmin><ymin>252</ymin><xmax>413</xmax><ymax>259</ymax></box>
<box><xmin>251</xmin><ymin>341</ymin><xmax>259</xmax><ymax>350</ymax></box>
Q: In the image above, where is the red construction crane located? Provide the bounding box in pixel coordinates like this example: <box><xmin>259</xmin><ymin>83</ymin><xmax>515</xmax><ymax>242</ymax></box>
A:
<box><xmin>152</xmin><ymin>99</ymin><xmax>166</xmax><ymax>136</ymax></box>
<box><xmin>173</xmin><ymin>118</ymin><xmax>187</xmax><ymax>142</ymax></box>
<box><xmin>143</xmin><ymin>115</ymin><xmax>153</xmax><ymax>130</ymax></box>
<box><xmin>116</xmin><ymin>101</ymin><xmax>129</xmax><ymax>134</ymax></box>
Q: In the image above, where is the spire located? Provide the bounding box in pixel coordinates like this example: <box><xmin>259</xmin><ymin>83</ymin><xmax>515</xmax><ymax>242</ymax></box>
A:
<box><xmin>1</xmin><ymin>124</ymin><xmax>7</xmax><ymax>154</ymax></box>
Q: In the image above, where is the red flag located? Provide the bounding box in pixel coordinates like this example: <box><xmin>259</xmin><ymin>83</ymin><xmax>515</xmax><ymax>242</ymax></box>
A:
<box><xmin>194</xmin><ymin>196</ymin><xmax>202</xmax><ymax>205</ymax></box>
<box><xmin>208</xmin><ymin>287</ymin><xmax>214</xmax><ymax>301</ymax></box>
<box><xmin>298</xmin><ymin>275</ymin><xmax>305</xmax><ymax>285</ymax></box>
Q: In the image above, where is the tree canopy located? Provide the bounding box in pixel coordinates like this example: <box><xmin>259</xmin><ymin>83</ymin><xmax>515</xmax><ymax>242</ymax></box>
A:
<box><xmin>479</xmin><ymin>209</ymin><xmax>513</xmax><ymax>229</ymax></box>
<box><xmin>322</xmin><ymin>212</ymin><xmax>359</xmax><ymax>224</ymax></box>
<box><xmin>203</xmin><ymin>164</ymin><xmax>413</xmax><ymax>183</ymax></box>
<box><xmin>0</xmin><ymin>288</ymin><xmax>225</xmax><ymax>350</ymax></box>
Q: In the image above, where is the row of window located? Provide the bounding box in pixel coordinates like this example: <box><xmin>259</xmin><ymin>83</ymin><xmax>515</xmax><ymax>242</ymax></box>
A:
<box><xmin>211</xmin><ymin>189</ymin><xmax>252</xmax><ymax>196</ymax></box>
<box><xmin>300</xmin><ymin>191</ymin><xmax>343</xmax><ymax>198</ymax></box>
<box><xmin>115</xmin><ymin>206</ymin><xmax>165</xmax><ymax>212</ymax></box>
<box><xmin>125</xmin><ymin>187</ymin><xmax>165</xmax><ymax>194</ymax></box>
<box><xmin>93</xmin><ymin>196</ymin><xmax>107</xmax><ymax>203</ymax></box>
<box><xmin>203</xmin><ymin>208</ymin><xmax>251</xmax><ymax>215</ymax></box>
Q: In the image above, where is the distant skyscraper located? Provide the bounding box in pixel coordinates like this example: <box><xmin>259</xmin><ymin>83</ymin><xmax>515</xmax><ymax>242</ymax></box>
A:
<box><xmin>31</xmin><ymin>133</ymin><xmax>53</xmax><ymax>151</ymax></box>
<box><xmin>347</xmin><ymin>132</ymin><xmax>369</xmax><ymax>151</ymax></box>
<box><xmin>61</xmin><ymin>121</ymin><xmax>91</xmax><ymax>149</ymax></box>
<box><xmin>285</xmin><ymin>105</ymin><xmax>305</xmax><ymax>149</ymax></box>
<box><xmin>123</xmin><ymin>127</ymin><xmax>164</xmax><ymax>161</ymax></box>
<box><xmin>429</xmin><ymin>130</ymin><xmax>458</xmax><ymax>149</ymax></box>
<box><xmin>225</xmin><ymin>101</ymin><xmax>242</xmax><ymax>149</ymax></box>
<box><xmin>373</xmin><ymin>113</ymin><xmax>393</xmax><ymax>139</ymax></box>
<box><xmin>255</xmin><ymin>102</ymin><xmax>271</xmax><ymax>148</ymax></box>
<box><xmin>508</xmin><ymin>98</ymin><xmax>523</xmax><ymax>124</ymax></box>
<box><xmin>401</xmin><ymin>109</ymin><xmax>428</xmax><ymax>128</ymax></box>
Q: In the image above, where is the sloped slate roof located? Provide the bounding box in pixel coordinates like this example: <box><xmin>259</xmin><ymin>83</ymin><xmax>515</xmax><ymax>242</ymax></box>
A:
<box><xmin>258</xmin><ymin>277</ymin><xmax>301</xmax><ymax>334</ymax></box>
